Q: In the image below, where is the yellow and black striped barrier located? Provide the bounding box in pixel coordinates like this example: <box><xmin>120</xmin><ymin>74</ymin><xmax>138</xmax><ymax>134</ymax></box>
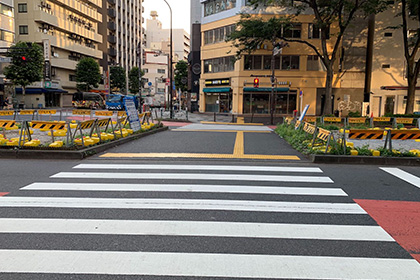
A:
<box><xmin>0</xmin><ymin>120</ymin><xmax>17</xmax><ymax>129</ymax></box>
<box><xmin>30</xmin><ymin>121</ymin><xmax>66</xmax><ymax>130</ymax></box>
<box><xmin>96</xmin><ymin>118</ymin><xmax>111</xmax><ymax>128</ymax></box>
<box><xmin>317</xmin><ymin>128</ymin><xmax>332</xmax><ymax>142</ymax></box>
<box><xmin>389</xmin><ymin>130</ymin><xmax>420</xmax><ymax>140</ymax></box>
<box><xmin>78</xmin><ymin>120</ymin><xmax>96</xmax><ymax>130</ymax></box>
<box><xmin>117</xmin><ymin>111</ymin><xmax>127</xmax><ymax>117</ymax></box>
<box><xmin>348</xmin><ymin>129</ymin><xmax>384</xmax><ymax>140</ymax></box>
<box><xmin>303</xmin><ymin>122</ymin><xmax>316</xmax><ymax>135</ymax></box>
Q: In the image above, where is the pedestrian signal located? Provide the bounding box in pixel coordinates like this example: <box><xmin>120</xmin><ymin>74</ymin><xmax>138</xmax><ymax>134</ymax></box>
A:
<box><xmin>253</xmin><ymin>78</ymin><xmax>259</xmax><ymax>88</ymax></box>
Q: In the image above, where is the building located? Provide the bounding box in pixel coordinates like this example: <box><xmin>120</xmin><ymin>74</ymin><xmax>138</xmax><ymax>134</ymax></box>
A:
<box><xmin>14</xmin><ymin>0</ymin><xmax>103</xmax><ymax>108</ymax></box>
<box><xmin>141</xmin><ymin>49</ymin><xmax>168</xmax><ymax>107</ymax></box>
<box><xmin>0</xmin><ymin>0</ymin><xmax>15</xmax><ymax>105</ymax></box>
<box><xmin>188</xmin><ymin>0</ymin><xmax>201</xmax><ymax>111</ymax></box>
<box><xmin>98</xmin><ymin>0</ymin><xmax>143</xmax><ymax>92</ymax></box>
<box><xmin>199</xmin><ymin>0</ymin><xmax>368</xmax><ymax>117</ymax></box>
<box><xmin>145</xmin><ymin>11</ymin><xmax>190</xmax><ymax>62</ymax></box>
<box><xmin>369</xmin><ymin>3</ymin><xmax>420</xmax><ymax>116</ymax></box>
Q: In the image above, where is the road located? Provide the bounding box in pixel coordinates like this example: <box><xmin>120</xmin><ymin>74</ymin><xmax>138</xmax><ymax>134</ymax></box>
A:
<box><xmin>0</xmin><ymin>122</ymin><xmax>419</xmax><ymax>279</ymax></box>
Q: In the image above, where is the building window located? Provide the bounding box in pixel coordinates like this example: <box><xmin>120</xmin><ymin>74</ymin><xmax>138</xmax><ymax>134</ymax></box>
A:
<box><xmin>0</xmin><ymin>4</ymin><xmax>13</xmax><ymax>17</ymax></box>
<box><xmin>384</xmin><ymin>32</ymin><xmax>393</xmax><ymax>37</ymax></box>
<box><xmin>307</xmin><ymin>55</ymin><xmax>326</xmax><ymax>71</ymax></box>
<box><xmin>18</xmin><ymin>3</ymin><xmax>27</xmax><ymax>13</ymax></box>
<box><xmin>0</xmin><ymin>30</ymin><xmax>14</xmax><ymax>43</ymax></box>
<box><xmin>308</xmin><ymin>23</ymin><xmax>330</xmax><ymax>39</ymax></box>
<box><xmin>19</xmin><ymin>25</ymin><xmax>28</xmax><ymax>35</ymax></box>
<box><xmin>283</xmin><ymin>23</ymin><xmax>301</xmax><ymax>38</ymax></box>
<box><xmin>157</xmin><ymin>69</ymin><xmax>165</xmax><ymax>74</ymax></box>
<box><xmin>69</xmin><ymin>75</ymin><xmax>77</xmax><ymax>82</ymax></box>
<box><xmin>204</xmin><ymin>0</ymin><xmax>236</xmax><ymax>17</ymax></box>
<box><xmin>157</xmin><ymin>88</ymin><xmax>165</xmax><ymax>93</ymax></box>
<box><xmin>382</xmin><ymin>64</ymin><xmax>391</xmax><ymax>68</ymax></box>
<box><xmin>204</xmin><ymin>56</ymin><xmax>235</xmax><ymax>73</ymax></box>
<box><xmin>143</xmin><ymin>68</ymin><xmax>148</xmax><ymax>73</ymax></box>
<box><xmin>204</xmin><ymin>24</ymin><xmax>235</xmax><ymax>45</ymax></box>
<box><xmin>244</xmin><ymin>55</ymin><xmax>299</xmax><ymax>70</ymax></box>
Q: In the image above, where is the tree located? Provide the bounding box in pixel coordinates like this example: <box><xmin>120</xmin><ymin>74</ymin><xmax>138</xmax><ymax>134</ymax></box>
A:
<box><xmin>174</xmin><ymin>60</ymin><xmax>188</xmax><ymax>92</ymax></box>
<box><xmin>110</xmin><ymin>66</ymin><xmax>126</xmax><ymax>93</ymax></box>
<box><xmin>244</xmin><ymin>0</ymin><xmax>390</xmax><ymax>115</ymax></box>
<box><xmin>75</xmin><ymin>57</ymin><xmax>101</xmax><ymax>91</ymax></box>
<box><xmin>4</xmin><ymin>41</ymin><xmax>43</xmax><ymax>96</ymax></box>
<box><xmin>399</xmin><ymin>0</ymin><xmax>420</xmax><ymax>114</ymax></box>
<box><xmin>128</xmin><ymin>67</ymin><xmax>143</xmax><ymax>94</ymax></box>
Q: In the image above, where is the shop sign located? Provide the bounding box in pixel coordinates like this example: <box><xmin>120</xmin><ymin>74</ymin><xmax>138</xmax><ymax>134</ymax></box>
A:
<box><xmin>191</xmin><ymin>92</ymin><xmax>197</xmax><ymax>102</ymax></box>
<box><xmin>205</xmin><ymin>78</ymin><xmax>230</xmax><ymax>86</ymax></box>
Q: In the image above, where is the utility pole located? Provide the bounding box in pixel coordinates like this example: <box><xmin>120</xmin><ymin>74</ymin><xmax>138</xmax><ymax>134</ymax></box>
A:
<box><xmin>137</xmin><ymin>42</ymin><xmax>142</xmax><ymax>112</ymax></box>
<box><xmin>163</xmin><ymin>0</ymin><xmax>173</xmax><ymax>119</ymax></box>
<box><xmin>270</xmin><ymin>41</ymin><xmax>287</xmax><ymax>125</ymax></box>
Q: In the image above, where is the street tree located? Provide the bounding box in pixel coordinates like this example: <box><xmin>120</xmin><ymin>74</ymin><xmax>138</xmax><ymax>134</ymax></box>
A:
<box><xmin>245</xmin><ymin>0</ymin><xmax>390</xmax><ymax>115</ymax></box>
<box><xmin>398</xmin><ymin>0</ymin><xmax>420</xmax><ymax>114</ymax></box>
<box><xmin>4</xmin><ymin>41</ymin><xmax>43</xmax><ymax>96</ymax></box>
<box><xmin>128</xmin><ymin>67</ymin><xmax>143</xmax><ymax>94</ymax></box>
<box><xmin>75</xmin><ymin>57</ymin><xmax>101</xmax><ymax>92</ymax></box>
<box><xmin>110</xmin><ymin>65</ymin><xmax>126</xmax><ymax>93</ymax></box>
<box><xmin>174</xmin><ymin>60</ymin><xmax>188</xmax><ymax>92</ymax></box>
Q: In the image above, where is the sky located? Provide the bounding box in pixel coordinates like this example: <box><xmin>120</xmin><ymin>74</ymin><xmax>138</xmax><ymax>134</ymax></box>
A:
<box><xmin>143</xmin><ymin>0</ymin><xmax>192</xmax><ymax>34</ymax></box>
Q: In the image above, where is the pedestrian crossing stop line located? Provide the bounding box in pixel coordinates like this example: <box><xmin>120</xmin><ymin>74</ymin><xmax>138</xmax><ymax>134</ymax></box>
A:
<box><xmin>0</xmin><ymin>250</ymin><xmax>419</xmax><ymax>279</ymax></box>
<box><xmin>0</xmin><ymin>197</ymin><xmax>364</xmax><ymax>214</ymax></box>
<box><xmin>50</xmin><ymin>172</ymin><xmax>333</xmax><ymax>183</ymax></box>
<box><xmin>21</xmin><ymin>182</ymin><xmax>347</xmax><ymax>196</ymax></box>
<box><xmin>73</xmin><ymin>164</ymin><xmax>323</xmax><ymax>173</ymax></box>
<box><xmin>99</xmin><ymin>153</ymin><xmax>301</xmax><ymax>160</ymax></box>
<box><xmin>0</xmin><ymin>218</ymin><xmax>393</xmax><ymax>241</ymax></box>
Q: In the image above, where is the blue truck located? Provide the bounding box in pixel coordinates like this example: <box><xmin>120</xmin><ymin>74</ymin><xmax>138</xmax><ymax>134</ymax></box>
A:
<box><xmin>105</xmin><ymin>94</ymin><xmax>139</xmax><ymax>110</ymax></box>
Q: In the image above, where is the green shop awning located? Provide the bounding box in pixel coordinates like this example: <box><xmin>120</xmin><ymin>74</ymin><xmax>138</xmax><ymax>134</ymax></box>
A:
<box><xmin>243</xmin><ymin>87</ymin><xmax>289</xmax><ymax>92</ymax></box>
<box><xmin>203</xmin><ymin>87</ymin><xmax>231</xmax><ymax>93</ymax></box>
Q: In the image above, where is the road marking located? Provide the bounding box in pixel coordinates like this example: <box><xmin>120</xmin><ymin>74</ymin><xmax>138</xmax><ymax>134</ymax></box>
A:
<box><xmin>51</xmin><ymin>172</ymin><xmax>333</xmax><ymax>183</ymax></box>
<box><xmin>73</xmin><ymin>164</ymin><xmax>323</xmax><ymax>173</ymax></box>
<box><xmin>0</xmin><ymin>218</ymin><xmax>392</xmax><ymax>241</ymax></box>
<box><xmin>175</xmin><ymin>124</ymin><xmax>272</xmax><ymax>131</ymax></box>
<box><xmin>99</xmin><ymin>153</ymin><xmax>300</xmax><ymax>160</ymax></box>
<box><xmin>233</xmin><ymin>131</ymin><xmax>244</xmax><ymax>156</ymax></box>
<box><xmin>0</xmin><ymin>197</ymin><xmax>364</xmax><ymax>214</ymax></box>
<box><xmin>172</xmin><ymin>129</ymin><xmax>271</xmax><ymax>133</ymax></box>
<box><xmin>380</xmin><ymin>168</ymin><xmax>420</xmax><ymax>189</ymax></box>
<box><xmin>200</xmin><ymin>121</ymin><xmax>263</xmax><ymax>126</ymax></box>
<box><xmin>0</xmin><ymin>250</ymin><xmax>419</xmax><ymax>278</ymax></box>
<box><xmin>0</xmin><ymin>192</ymin><xmax>9</xmax><ymax>197</ymax></box>
<box><xmin>21</xmin><ymin>182</ymin><xmax>346</xmax><ymax>196</ymax></box>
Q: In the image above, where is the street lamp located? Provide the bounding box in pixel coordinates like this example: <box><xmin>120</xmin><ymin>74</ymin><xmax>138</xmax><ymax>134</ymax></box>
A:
<box><xmin>163</xmin><ymin>0</ymin><xmax>173</xmax><ymax>119</ymax></box>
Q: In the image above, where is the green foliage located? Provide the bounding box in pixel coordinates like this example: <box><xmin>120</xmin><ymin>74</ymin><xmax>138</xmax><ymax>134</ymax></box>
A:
<box><xmin>275</xmin><ymin>124</ymin><xmax>313</xmax><ymax>154</ymax></box>
<box><xmin>355</xmin><ymin>145</ymin><xmax>372</xmax><ymax>156</ymax></box>
<box><xmin>4</xmin><ymin>42</ymin><xmax>43</xmax><ymax>91</ymax></box>
<box><xmin>348</xmin><ymin>111</ymin><xmax>361</xmax><ymax>117</ymax></box>
<box><xmin>319</xmin><ymin>124</ymin><xmax>340</xmax><ymax>131</ymax></box>
<box><xmin>128</xmin><ymin>67</ymin><xmax>141</xmax><ymax>94</ymax></box>
<box><xmin>75</xmin><ymin>57</ymin><xmax>101</xmax><ymax>91</ymax></box>
<box><xmin>110</xmin><ymin>66</ymin><xmax>126</xmax><ymax>92</ymax></box>
<box><xmin>384</xmin><ymin>113</ymin><xmax>420</xmax><ymax>118</ymax></box>
<box><xmin>174</xmin><ymin>61</ymin><xmax>188</xmax><ymax>92</ymax></box>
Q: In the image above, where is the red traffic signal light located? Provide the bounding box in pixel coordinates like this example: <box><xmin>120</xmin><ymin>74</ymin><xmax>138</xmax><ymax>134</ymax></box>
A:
<box><xmin>253</xmin><ymin>78</ymin><xmax>259</xmax><ymax>88</ymax></box>
<box><xmin>21</xmin><ymin>56</ymin><xmax>26</xmax><ymax>61</ymax></box>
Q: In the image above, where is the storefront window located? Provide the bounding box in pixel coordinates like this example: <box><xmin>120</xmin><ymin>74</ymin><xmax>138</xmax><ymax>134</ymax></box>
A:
<box><xmin>243</xmin><ymin>92</ymin><xmax>296</xmax><ymax>114</ymax></box>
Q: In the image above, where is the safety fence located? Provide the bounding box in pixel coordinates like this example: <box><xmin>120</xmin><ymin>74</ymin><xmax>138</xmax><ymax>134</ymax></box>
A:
<box><xmin>0</xmin><ymin>111</ymin><xmax>155</xmax><ymax>148</ymax></box>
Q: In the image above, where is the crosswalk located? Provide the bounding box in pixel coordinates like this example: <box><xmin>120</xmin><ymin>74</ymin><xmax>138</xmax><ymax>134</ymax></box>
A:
<box><xmin>1</xmin><ymin>163</ymin><xmax>420</xmax><ymax>279</ymax></box>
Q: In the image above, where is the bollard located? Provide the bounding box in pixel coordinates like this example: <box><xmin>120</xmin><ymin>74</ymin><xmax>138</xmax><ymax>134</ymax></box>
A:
<box><xmin>214</xmin><ymin>112</ymin><xmax>216</xmax><ymax>122</ymax></box>
<box><xmin>231</xmin><ymin>114</ymin><xmax>235</xmax><ymax>123</ymax></box>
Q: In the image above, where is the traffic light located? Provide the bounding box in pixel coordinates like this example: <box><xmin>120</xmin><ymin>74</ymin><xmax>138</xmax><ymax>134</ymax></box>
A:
<box><xmin>253</xmin><ymin>78</ymin><xmax>259</xmax><ymax>88</ymax></box>
<box><xmin>21</xmin><ymin>56</ymin><xmax>27</xmax><ymax>62</ymax></box>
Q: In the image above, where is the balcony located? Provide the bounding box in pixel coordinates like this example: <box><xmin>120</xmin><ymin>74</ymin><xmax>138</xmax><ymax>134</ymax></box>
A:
<box><xmin>108</xmin><ymin>47</ymin><xmax>117</xmax><ymax>57</ymax></box>
<box><xmin>108</xmin><ymin>22</ymin><xmax>116</xmax><ymax>31</ymax></box>
<box><xmin>108</xmin><ymin>35</ymin><xmax>116</xmax><ymax>44</ymax></box>
<box><xmin>108</xmin><ymin>8</ymin><xmax>116</xmax><ymax>18</ymax></box>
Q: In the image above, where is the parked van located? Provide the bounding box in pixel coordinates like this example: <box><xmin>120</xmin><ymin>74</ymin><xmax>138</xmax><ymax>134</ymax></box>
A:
<box><xmin>72</xmin><ymin>92</ymin><xmax>105</xmax><ymax>109</ymax></box>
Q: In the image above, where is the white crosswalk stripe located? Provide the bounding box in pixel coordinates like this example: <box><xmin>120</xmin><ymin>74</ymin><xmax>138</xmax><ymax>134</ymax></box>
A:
<box><xmin>0</xmin><ymin>163</ymin><xmax>419</xmax><ymax>279</ymax></box>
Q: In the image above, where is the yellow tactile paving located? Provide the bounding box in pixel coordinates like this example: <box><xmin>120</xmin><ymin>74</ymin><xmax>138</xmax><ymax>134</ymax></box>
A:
<box><xmin>174</xmin><ymin>129</ymin><xmax>271</xmax><ymax>133</ymax></box>
<box><xmin>233</xmin><ymin>131</ymin><xmax>244</xmax><ymax>156</ymax></box>
<box><xmin>237</xmin><ymin>117</ymin><xmax>245</xmax><ymax>124</ymax></box>
<box><xmin>200</xmin><ymin>121</ymin><xmax>264</xmax><ymax>126</ymax></box>
<box><xmin>99</xmin><ymin>153</ymin><xmax>300</xmax><ymax>160</ymax></box>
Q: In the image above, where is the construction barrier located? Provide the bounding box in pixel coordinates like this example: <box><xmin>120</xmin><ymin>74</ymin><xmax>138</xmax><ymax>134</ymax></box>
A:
<box><xmin>348</xmin><ymin>129</ymin><xmax>384</xmax><ymax>140</ymax></box>
<box><xmin>0</xmin><ymin>110</ymin><xmax>14</xmax><ymax>116</ymax></box>
<box><xmin>0</xmin><ymin>120</ymin><xmax>20</xmax><ymax>145</ymax></box>
<box><xmin>95</xmin><ymin>111</ymin><xmax>114</xmax><ymax>117</ymax></box>
<box><xmin>384</xmin><ymin>130</ymin><xmax>420</xmax><ymax>151</ymax></box>
<box><xmin>314</xmin><ymin>127</ymin><xmax>335</xmax><ymax>154</ymax></box>
<box><xmin>303</xmin><ymin>116</ymin><xmax>317</xmax><ymax>123</ymax></box>
<box><xmin>322</xmin><ymin>117</ymin><xmax>343</xmax><ymax>125</ymax></box>
<box><xmin>302</xmin><ymin>122</ymin><xmax>316</xmax><ymax>135</ymax></box>
<box><xmin>370</xmin><ymin>117</ymin><xmax>392</xmax><ymax>128</ymax></box>
<box><xmin>346</xmin><ymin>117</ymin><xmax>368</xmax><ymax>126</ymax></box>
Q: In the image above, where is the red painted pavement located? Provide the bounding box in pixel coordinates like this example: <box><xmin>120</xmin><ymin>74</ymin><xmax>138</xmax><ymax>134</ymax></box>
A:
<box><xmin>268</xmin><ymin>125</ymin><xmax>278</xmax><ymax>130</ymax></box>
<box><xmin>161</xmin><ymin>121</ymin><xmax>190</xmax><ymax>127</ymax></box>
<box><xmin>0</xmin><ymin>192</ymin><xmax>10</xmax><ymax>196</ymax></box>
<box><xmin>355</xmin><ymin>199</ymin><xmax>420</xmax><ymax>263</ymax></box>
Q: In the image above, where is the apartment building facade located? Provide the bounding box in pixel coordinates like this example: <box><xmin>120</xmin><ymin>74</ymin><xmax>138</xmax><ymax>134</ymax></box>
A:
<box><xmin>199</xmin><ymin>0</ymin><xmax>368</xmax><ymax>116</ymax></box>
<box><xmin>0</xmin><ymin>0</ymin><xmax>15</xmax><ymax>105</ymax></box>
<box><xmin>14</xmin><ymin>0</ymin><xmax>103</xmax><ymax>108</ymax></box>
<box><xmin>98</xmin><ymin>0</ymin><xmax>143</xmax><ymax>92</ymax></box>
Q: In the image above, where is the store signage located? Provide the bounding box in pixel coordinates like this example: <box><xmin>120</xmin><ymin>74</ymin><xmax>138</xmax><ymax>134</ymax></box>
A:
<box><xmin>205</xmin><ymin>78</ymin><xmax>230</xmax><ymax>86</ymax></box>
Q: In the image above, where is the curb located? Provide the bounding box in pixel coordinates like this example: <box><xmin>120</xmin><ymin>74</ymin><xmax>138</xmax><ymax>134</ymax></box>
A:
<box><xmin>0</xmin><ymin>126</ymin><xmax>168</xmax><ymax>160</ymax></box>
<box><xmin>310</xmin><ymin>154</ymin><xmax>420</xmax><ymax>166</ymax></box>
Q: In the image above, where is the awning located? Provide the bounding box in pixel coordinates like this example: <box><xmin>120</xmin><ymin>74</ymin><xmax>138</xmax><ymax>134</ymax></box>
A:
<box><xmin>243</xmin><ymin>87</ymin><xmax>290</xmax><ymax>92</ymax></box>
<box><xmin>203</xmin><ymin>87</ymin><xmax>231</xmax><ymax>93</ymax></box>
<box><xmin>15</xmin><ymin>88</ymin><xmax>68</xmax><ymax>94</ymax></box>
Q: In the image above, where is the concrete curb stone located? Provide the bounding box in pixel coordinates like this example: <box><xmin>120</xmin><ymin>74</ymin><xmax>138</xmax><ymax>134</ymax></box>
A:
<box><xmin>0</xmin><ymin>126</ymin><xmax>168</xmax><ymax>160</ymax></box>
<box><xmin>310</xmin><ymin>154</ymin><xmax>420</xmax><ymax>166</ymax></box>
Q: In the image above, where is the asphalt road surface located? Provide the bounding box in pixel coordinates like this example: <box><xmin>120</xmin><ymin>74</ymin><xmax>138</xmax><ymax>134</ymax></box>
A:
<box><xmin>0</xmin><ymin>122</ymin><xmax>419</xmax><ymax>279</ymax></box>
